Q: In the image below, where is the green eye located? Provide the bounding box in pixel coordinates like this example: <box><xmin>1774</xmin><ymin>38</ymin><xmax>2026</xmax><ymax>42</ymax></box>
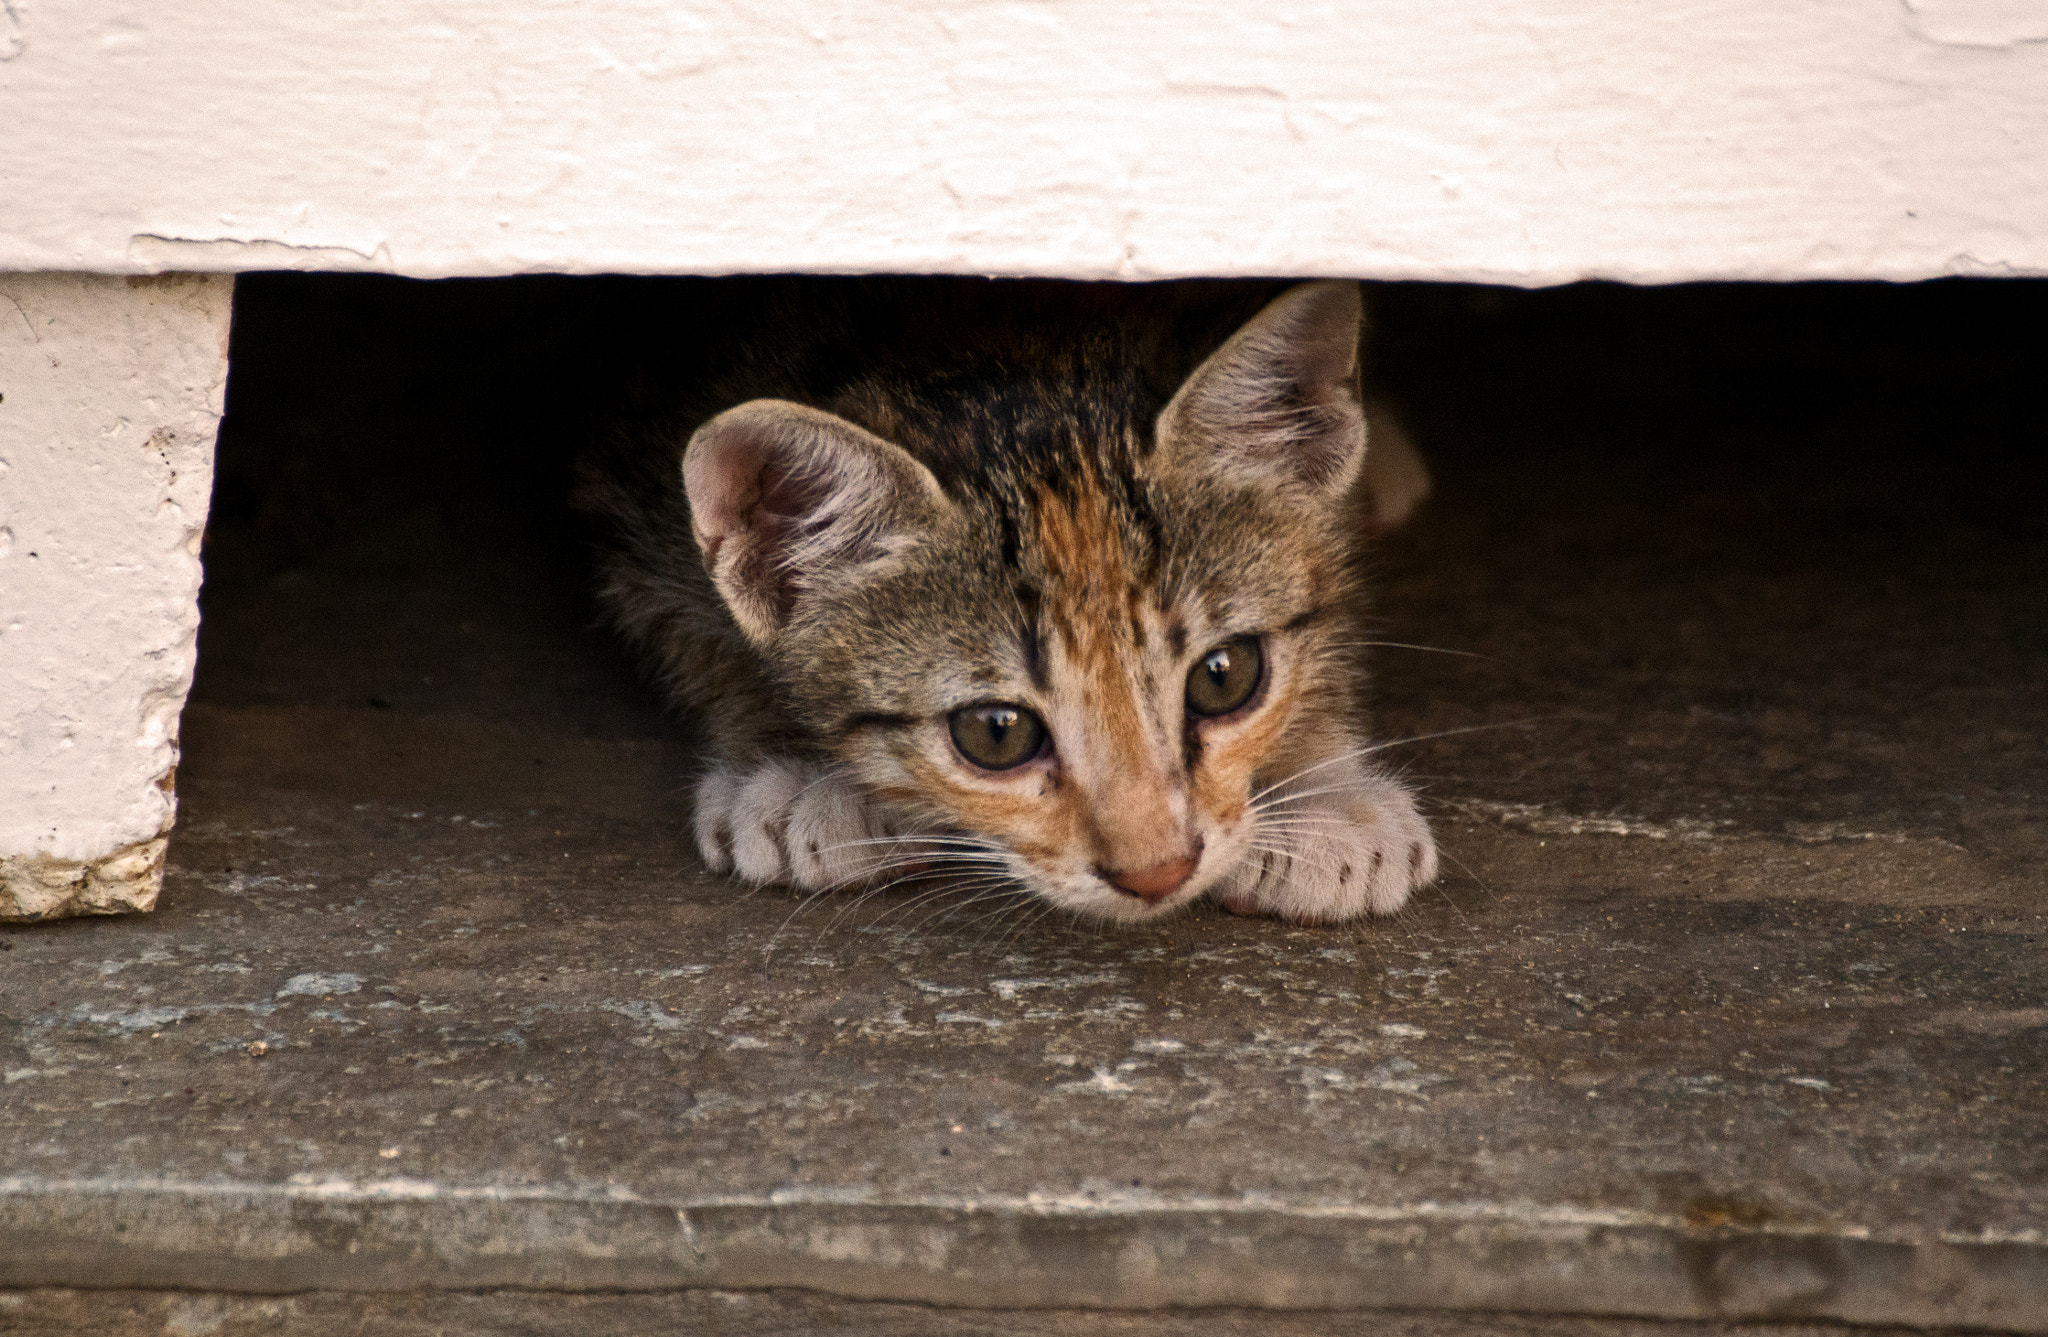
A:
<box><xmin>1186</xmin><ymin>637</ymin><xmax>1263</xmax><ymax>717</ymax></box>
<box><xmin>948</xmin><ymin>703</ymin><xmax>1048</xmax><ymax>770</ymax></box>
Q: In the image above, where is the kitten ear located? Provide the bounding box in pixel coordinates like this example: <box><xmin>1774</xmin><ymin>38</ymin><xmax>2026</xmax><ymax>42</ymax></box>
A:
<box><xmin>1154</xmin><ymin>280</ymin><xmax>1367</xmax><ymax>499</ymax></box>
<box><xmin>683</xmin><ymin>399</ymin><xmax>952</xmax><ymax>644</ymax></box>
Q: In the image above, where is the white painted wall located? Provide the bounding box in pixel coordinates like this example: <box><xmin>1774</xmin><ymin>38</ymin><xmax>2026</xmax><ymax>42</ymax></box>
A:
<box><xmin>0</xmin><ymin>274</ymin><xmax>232</xmax><ymax>920</ymax></box>
<box><xmin>3</xmin><ymin>0</ymin><xmax>2045</xmax><ymax>284</ymax></box>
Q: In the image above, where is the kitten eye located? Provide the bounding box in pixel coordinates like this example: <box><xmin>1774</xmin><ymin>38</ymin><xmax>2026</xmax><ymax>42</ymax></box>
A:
<box><xmin>1186</xmin><ymin>636</ymin><xmax>1263</xmax><ymax>718</ymax></box>
<box><xmin>947</xmin><ymin>703</ymin><xmax>1048</xmax><ymax>771</ymax></box>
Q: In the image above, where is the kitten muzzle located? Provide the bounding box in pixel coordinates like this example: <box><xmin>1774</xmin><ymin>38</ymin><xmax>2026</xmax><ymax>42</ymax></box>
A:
<box><xmin>1099</xmin><ymin>844</ymin><xmax>1203</xmax><ymax>903</ymax></box>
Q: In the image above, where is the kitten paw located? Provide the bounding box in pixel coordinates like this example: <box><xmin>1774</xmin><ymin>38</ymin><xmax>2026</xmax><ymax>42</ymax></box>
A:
<box><xmin>1216</xmin><ymin>768</ymin><xmax>1437</xmax><ymax>923</ymax></box>
<box><xmin>692</xmin><ymin>759</ymin><xmax>900</xmax><ymax>890</ymax></box>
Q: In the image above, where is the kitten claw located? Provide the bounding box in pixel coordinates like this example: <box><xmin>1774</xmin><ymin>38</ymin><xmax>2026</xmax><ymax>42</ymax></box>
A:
<box><xmin>1216</xmin><ymin>764</ymin><xmax>1437</xmax><ymax>924</ymax></box>
<box><xmin>730</xmin><ymin>760</ymin><xmax>804</xmax><ymax>882</ymax></box>
<box><xmin>694</xmin><ymin>758</ymin><xmax>899</xmax><ymax>891</ymax></box>
<box><xmin>691</xmin><ymin>768</ymin><xmax>740</xmax><ymax>873</ymax></box>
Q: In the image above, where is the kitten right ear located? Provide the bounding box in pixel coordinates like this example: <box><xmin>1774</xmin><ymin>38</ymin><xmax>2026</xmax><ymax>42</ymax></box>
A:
<box><xmin>683</xmin><ymin>399</ymin><xmax>952</xmax><ymax>645</ymax></box>
<box><xmin>1153</xmin><ymin>280</ymin><xmax>1367</xmax><ymax>501</ymax></box>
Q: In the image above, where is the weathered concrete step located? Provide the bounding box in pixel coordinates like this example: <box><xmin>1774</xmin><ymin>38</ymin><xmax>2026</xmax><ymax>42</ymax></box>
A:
<box><xmin>6</xmin><ymin>276</ymin><xmax>2042</xmax><ymax>1335</ymax></box>
<box><xmin>2</xmin><ymin>1181</ymin><xmax>2044</xmax><ymax>1328</ymax></box>
<box><xmin>3</xmin><ymin>750</ymin><xmax>2042</xmax><ymax>1330</ymax></box>
<box><xmin>0</xmin><ymin>1286</ymin><xmax>2017</xmax><ymax>1337</ymax></box>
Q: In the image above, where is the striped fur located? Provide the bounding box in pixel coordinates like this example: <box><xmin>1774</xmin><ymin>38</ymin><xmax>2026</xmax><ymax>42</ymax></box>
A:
<box><xmin>578</xmin><ymin>278</ymin><xmax>1436</xmax><ymax>924</ymax></box>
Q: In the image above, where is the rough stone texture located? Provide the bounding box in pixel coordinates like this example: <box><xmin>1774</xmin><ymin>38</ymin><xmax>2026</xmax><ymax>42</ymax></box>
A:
<box><xmin>3</xmin><ymin>2</ymin><xmax>2046</xmax><ymax>283</ymax></box>
<box><xmin>0</xmin><ymin>276</ymin><xmax>2042</xmax><ymax>1333</ymax></box>
<box><xmin>0</xmin><ymin>1289</ymin><xmax>1987</xmax><ymax>1337</ymax></box>
<box><xmin>0</xmin><ymin>273</ymin><xmax>233</xmax><ymax>921</ymax></box>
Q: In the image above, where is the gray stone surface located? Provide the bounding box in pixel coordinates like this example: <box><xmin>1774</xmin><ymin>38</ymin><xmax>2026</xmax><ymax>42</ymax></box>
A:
<box><xmin>1</xmin><ymin>277</ymin><xmax>2043</xmax><ymax>1333</ymax></box>
<box><xmin>0</xmin><ymin>1288</ymin><xmax>1984</xmax><ymax>1336</ymax></box>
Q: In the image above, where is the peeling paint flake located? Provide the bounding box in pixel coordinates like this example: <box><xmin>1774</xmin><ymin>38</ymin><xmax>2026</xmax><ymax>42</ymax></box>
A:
<box><xmin>934</xmin><ymin>1012</ymin><xmax>1004</xmax><ymax>1028</ymax></box>
<box><xmin>602</xmin><ymin>1001</ymin><xmax>688</xmax><ymax>1031</ymax></box>
<box><xmin>1059</xmin><ymin>1065</ymin><xmax>1136</xmax><ymax>1096</ymax></box>
<box><xmin>277</xmin><ymin>972</ymin><xmax>363</xmax><ymax>998</ymax></box>
<box><xmin>67</xmin><ymin>1003</ymin><xmax>191</xmax><ymax>1034</ymax></box>
<box><xmin>990</xmin><ymin>972</ymin><xmax>1124</xmax><ymax>1001</ymax></box>
<box><xmin>1452</xmin><ymin>800</ymin><xmax>1733</xmax><ymax>841</ymax></box>
<box><xmin>125</xmin><ymin>235</ymin><xmax>396</xmax><ymax>274</ymax></box>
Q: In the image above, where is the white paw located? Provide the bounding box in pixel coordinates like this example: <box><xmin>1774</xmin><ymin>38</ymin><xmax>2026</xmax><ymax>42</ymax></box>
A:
<box><xmin>1216</xmin><ymin>765</ymin><xmax>1437</xmax><ymax>923</ymax></box>
<box><xmin>692</xmin><ymin>759</ymin><xmax>899</xmax><ymax>890</ymax></box>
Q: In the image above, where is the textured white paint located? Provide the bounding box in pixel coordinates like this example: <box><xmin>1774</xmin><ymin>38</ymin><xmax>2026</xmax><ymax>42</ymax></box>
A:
<box><xmin>2</xmin><ymin>0</ymin><xmax>2045</xmax><ymax>283</ymax></box>
<box><xmin>0</xmin><ymin>274</ymin><xmax>232</xmax><ymax>920</ymax></box>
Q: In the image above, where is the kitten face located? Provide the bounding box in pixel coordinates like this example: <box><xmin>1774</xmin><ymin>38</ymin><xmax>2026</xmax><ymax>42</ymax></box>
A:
<box><xmin>677</xmin><ymin>280</ymin><xmax>1384</xmax><ymax>922</ymax></box>
<box><xmin>776</xmin><ymin>458</ymin><xmax>1354</xmax><ymax>921</ymax></box>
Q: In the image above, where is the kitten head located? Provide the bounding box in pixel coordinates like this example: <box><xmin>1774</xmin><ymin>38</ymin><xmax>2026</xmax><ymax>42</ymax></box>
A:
<box><xmin>685</xmin><ymin>281</ymin><xmax>1371</xmax><ymax>921</ymax></box>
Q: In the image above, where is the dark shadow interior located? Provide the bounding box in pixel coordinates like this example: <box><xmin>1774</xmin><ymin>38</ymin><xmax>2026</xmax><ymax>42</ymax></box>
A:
<box><xmin>198</xmin><ymin>273</ymin><xmax>2048</xmax><ymax>861</ymax></box>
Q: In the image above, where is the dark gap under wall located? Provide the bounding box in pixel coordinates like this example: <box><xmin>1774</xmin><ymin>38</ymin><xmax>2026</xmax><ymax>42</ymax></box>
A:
<box><xmin>208</xmin><ymin>274</ymin><xmax>2048</xmax><ymax>582</ymax></box>
<box><xmin>20</xmin><ymin>275</ymin><xmax>2037</xmax><ymax>1321</ymax></box>
<box><xmin>197</xmin><ymin>274</ymin><xmax>2048</xmax><ymax>849</ymax></box>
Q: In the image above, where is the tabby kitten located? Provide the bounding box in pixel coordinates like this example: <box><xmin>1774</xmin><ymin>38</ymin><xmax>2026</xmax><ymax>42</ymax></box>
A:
<box><xmin>579</xmin><ymin>278</ymin><xmax>1437</xmax><ymax>924</ymax></box>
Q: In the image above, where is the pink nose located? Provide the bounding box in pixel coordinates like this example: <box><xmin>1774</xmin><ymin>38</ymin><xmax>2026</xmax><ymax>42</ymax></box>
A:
<box><xmin>1103</xmin><ymin>854</ymin><xmax>1199</xmax><ymax>902</ymax></box>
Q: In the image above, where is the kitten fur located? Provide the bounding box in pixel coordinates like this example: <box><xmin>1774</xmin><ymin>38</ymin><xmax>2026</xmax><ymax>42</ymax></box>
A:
<box><xmin>576</xmin><ymin>277</ymin><xmax>1437</xmax><ymax>925</ymax></box>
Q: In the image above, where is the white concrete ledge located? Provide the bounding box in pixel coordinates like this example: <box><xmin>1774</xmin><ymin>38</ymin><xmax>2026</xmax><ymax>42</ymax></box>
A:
<box><xmin>0</xmin><ymin>274</ymin><xmax>231</xmax><ymax>921</ymax></box>
<box><xmin>3</xmin><ymin>1</ymin><xmax>2046</xmax><ymax>284</ymax></box>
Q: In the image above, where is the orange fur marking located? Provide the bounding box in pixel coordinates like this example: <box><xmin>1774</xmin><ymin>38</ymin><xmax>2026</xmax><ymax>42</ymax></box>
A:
<box><xmin>896</xmin><ymin>751</ymin><xmax>1081</xmax><ymax>868</ymax></box>
<box><xmin>1193</xmin><ymin>668</ymin><xmax>1303</xmax><ymax>822</ymax></box>
<box><xmin>1031</xmin><ymin>474</ymin><xmax>1184</xmax><ymax>866</ymax></box>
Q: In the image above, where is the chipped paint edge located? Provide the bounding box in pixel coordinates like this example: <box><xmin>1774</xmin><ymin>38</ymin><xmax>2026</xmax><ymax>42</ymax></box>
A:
<box><xmin>0</xmin><ymin>835</ymin><xmax>167</xmax><ymax>922</ymax></box>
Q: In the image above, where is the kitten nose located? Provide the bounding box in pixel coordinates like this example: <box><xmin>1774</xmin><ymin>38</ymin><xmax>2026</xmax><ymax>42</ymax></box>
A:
<box><xmin>1103</xmin><ymin>851</ymin><xmax>1200</xmax><ymax>902</ymax></box>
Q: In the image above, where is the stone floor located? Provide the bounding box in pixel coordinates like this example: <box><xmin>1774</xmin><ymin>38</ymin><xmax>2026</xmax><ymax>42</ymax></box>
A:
<box><xmin>0</xmin><ymin>1290</ymin><xmax>2006</xmax><ymax>1336</ymax></box>
<box><xmin>1</xmin><ymin>276</ymin><xmax>2043</xmax><ymax>1334</ymax></box>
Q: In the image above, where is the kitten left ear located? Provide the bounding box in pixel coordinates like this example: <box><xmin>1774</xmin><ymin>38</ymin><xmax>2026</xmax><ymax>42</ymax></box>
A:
<box><xmin>683</xmin><ymin>399</ymin><xmax>953</xmax><ymax>645</ymax></box>
<box><xmin>1153</xmin><ymin>280</ymin><xmax>1367</xmax><ymax>500</ymax></box>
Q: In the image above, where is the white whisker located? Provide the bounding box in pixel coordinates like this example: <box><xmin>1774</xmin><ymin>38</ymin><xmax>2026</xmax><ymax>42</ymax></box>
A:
<box><xmin>1322</xmin><ymin>640</ymin><xmax>1491</xmax><ymax>660</ymax></box>
<box><xmin>1247</xmin><ymin>717</ymin><xmax>1554</xmax><ymax>808</ymax></box>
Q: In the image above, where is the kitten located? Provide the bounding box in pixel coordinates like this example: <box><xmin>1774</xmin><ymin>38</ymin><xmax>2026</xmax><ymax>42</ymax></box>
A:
<box><xmin>577</xmin><ymin>277</ymin><xmax>1437</xmax><ymax>925</ymax></box>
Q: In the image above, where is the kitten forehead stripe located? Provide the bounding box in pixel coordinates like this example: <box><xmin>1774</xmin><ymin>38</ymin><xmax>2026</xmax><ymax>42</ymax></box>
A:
<box><xmin>1014</xmin><ymin>582</ymin><xmax>1047</xmax><ymax>691</ymax></box>
<box><xmin>1282</xmin><ymin>602</ymin><xmax>1339</xmax><ymax>634</ymax></box>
